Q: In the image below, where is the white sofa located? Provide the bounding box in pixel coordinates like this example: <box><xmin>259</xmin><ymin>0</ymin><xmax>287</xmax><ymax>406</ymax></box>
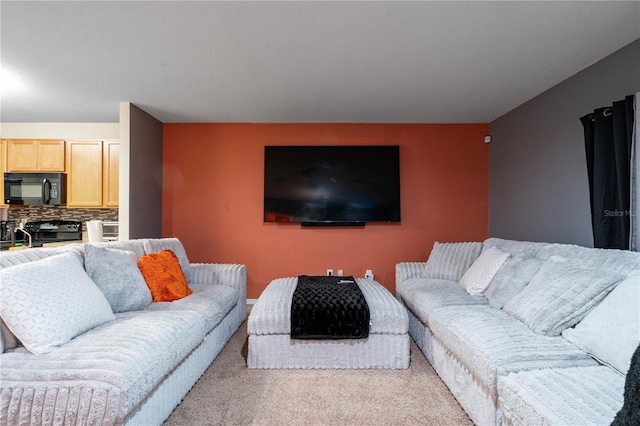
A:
<box><xmin>396</xmin><ymin>238</ymin><xmax>639</xmax><ymax>426</ymax></box>
<box><xmin>0</xmin><ymin>238</ymin><xmax>246</xmax><ymax>425</ymax></box>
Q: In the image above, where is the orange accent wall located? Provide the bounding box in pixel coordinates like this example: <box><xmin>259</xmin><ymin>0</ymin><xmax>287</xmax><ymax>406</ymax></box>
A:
<box><xmin>162</xmin><ymin>123</ymin><xmax>489</xmax><ymax>298</ymax></box>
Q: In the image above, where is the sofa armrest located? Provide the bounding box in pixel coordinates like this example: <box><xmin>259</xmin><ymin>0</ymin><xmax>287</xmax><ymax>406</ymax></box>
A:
<box><xmin>395</xmin><ymin>262</ymin><xmax>428</xmax><ymax>296</ymax></box>
<box><xmin>189</xmin><ymin>263</ymin><xmax>247</xmax><ymax>303</ymax></box>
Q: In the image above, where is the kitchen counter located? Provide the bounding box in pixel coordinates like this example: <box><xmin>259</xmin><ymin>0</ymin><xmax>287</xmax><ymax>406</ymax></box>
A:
<box><xmin>41</xmin><ymin>240</ymin><xmax>86</xmax><ymax>248</ymax></box>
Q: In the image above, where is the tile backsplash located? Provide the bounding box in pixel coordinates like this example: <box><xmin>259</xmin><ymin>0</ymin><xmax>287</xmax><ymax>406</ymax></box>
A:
<box><xmin>6</xmin><ymin>206</ymin><xmax>118</xmax><ymax>233</ymax></box>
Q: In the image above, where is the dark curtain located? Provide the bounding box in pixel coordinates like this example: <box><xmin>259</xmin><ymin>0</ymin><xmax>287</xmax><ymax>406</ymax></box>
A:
<box><xmin>581</xmin><ymin>95</ymin><xmax>634</xmax><ymax>249</ymax></box>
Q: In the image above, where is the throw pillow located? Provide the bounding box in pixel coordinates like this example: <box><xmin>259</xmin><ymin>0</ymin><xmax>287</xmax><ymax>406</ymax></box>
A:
<box><xmin>424</xmin><ymin>241</ymin><xmax>482</xmax><ymax>282</ymax></box>
<box><xmin>138</xmin><ymin>249</ymin><xmax>193</xmax><ymax>302</ymax></box>
<box><xmin>562</xmin><ymin>271</ymin><xmax>640</xmax><ymax>374</ymax></box>
<box><xmin>85</xmin><ymin>244</ymin><xmax>152</xmax><ymax>313</ymax></box>
<box><xmin>484</xmin><ymin>255</ymin><xmax>543</xmax><ymax>308</ymax></box>
<box><xmin>143</xmin><ymin>238</ymin><xmax>192</xmax><ymax>283</ymax></box>
<box><xmin>459</xmin><ymin>247</ymin><xmax>511</xmax><ymax>295</ymax></box>
<box><xmin>0</xmin><ymin>251</ymin><xmax>115</xmax><ymax>354</ymax></box>
<box><xmin>1</xmin><ymin>319</ymin><xmax>19</xmax><ymax>353</ymax></box>
<box><xmin>503</xmin><ymin>259</ymin><xmax>623</xmax><ymax>336</ymax></box>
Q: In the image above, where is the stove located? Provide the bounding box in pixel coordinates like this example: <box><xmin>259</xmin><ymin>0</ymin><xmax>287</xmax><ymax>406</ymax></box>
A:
<box><xmin>0</xmin><ymin>220</ymin><xmax>18</xmax><ymax>250</ymax></box>
<box><xmin>23</xmin><ymin>220</ymin><xmax>83</xmax><ymax>247</ymax></box>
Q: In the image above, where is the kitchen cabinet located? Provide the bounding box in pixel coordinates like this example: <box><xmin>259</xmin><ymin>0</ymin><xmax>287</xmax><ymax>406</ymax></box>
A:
<box><xmin>66</xmin><ymin>140</ymin><xmax>104</xmax><ymax>207</ymax></box>
<box><xmin>66</xmin><ymin>140</ymin><xmax>119</xmax><ymax>208</ymax></box>
<box><xmin>0</xmin><ymin>140</ymin><xmax>7</xmax><ymax>207</ymax></box>
<box><xmin>6</xmin><ymin>139</ymin><xmax>65</xmax><ymax>172</ymax></box>
<box><xmin>102</xmin><ymin>140</ymin><xmax>119</xmax><ymax>207</ymax></box>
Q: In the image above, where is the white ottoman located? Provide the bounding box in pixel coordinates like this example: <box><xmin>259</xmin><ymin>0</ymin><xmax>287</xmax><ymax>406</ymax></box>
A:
<box><xmin>247</xmin><ymin>277</ymin><xmax>410</xmax><ymax>369</ymax></box>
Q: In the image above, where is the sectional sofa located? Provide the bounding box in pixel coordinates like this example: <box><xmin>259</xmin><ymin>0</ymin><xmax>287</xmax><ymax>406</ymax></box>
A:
<box><xmin>396</xmin><ymin>238</ymin><xmax>639</xmax><ymax>426</ymax></box>
<box><xmin>0</xmin><ymin>238</ymin><xmax>246</xmax><ymax>425</ymax></box>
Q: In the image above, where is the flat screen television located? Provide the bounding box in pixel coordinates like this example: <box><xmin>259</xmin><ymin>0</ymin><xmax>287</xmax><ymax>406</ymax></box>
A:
<box><xmin>264</xmin><ymin>145</ymin><xmax>401</xmax><ymax>226</ymax></box>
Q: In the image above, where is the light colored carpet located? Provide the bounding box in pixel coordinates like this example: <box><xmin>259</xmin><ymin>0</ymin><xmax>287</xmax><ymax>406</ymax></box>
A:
<box><xmin>164</xmin><ymin>314</ymin><xmax>472</xmax><ymax>426</ymax></box>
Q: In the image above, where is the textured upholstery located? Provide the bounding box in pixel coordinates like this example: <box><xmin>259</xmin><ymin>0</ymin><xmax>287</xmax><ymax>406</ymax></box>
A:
<box><xmin>503</xmin><ymin>259</ymin><xmax>623</xmax><ymax>335</ymax></box>
<box><xmin>424</xmin><ymin>241</ymin><xmax>482</xmax><ymax>281</ymax></box>
<box><xmin>484</xmin><ymin>254</ymin><xmax>542</xmax><ymax>309</ymax></box>
<box><xmin>0</xmin><ymin>239</ymin><xmax>246</xmax><ymax>425</ymax></box>
<box><xmin>498</xmin><ymin>366</ymin><xmax>624</xmax><ymax>425</ymax></box>
<box><xmin>84</xmin><ymin>244</ymin><xmax>152</xmax><ymax>312</ymax></box>
<box><xmin>248</xmin><ymin>277</ymin><xmax>409</xmax><ymax>369</ymax></box>
<box><xmin>400</xmin><ymin>278</ymin><xmax>488</xmax><ymax>327</ymax></box>
<box><xmin>0</xmin><ymin>252</ymin><xmax>115</xmax><ymax>354</ymax></box>
<box><xmin>396</xmin><ymin>237</ymin><xmax>639</xmax><ymax>425</ymax></box>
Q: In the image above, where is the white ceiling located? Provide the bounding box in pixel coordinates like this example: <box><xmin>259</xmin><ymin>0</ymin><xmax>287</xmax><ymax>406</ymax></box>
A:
<box><xmin>1</xmin><ymin>1</ymin><xmax>639</xmax><ymax>124</ymax></box>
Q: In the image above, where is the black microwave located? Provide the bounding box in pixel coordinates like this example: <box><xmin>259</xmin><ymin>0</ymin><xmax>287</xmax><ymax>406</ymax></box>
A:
<box><xmin>4</xmin><ymin>172</ymin><xmax>67</xmax><ymax>206</ymax></box>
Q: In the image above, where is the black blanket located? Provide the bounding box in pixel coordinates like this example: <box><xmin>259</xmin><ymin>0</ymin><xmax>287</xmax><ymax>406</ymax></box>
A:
<box><xmin>290</xmin><ymin>275</ymin><xmax>370</xmax><ymax>339</ymax></box>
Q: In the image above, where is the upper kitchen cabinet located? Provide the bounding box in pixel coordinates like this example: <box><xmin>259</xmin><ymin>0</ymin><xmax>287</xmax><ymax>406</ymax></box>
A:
<box><xmin>6</xmin><ymin>139</ymin><xmax>65</xmax><ymax>172</ymax></box>
<box><xmin>102</xmin><ymin>140</ymin><xmax>119</xmax><ymax>207</ymax></box>
<box><xmin>0</xmin><ymin>140</ymin><xmax>7</xmax><ymax>208</ymax></box>
<box><xmin>66</xmin><ymin>140</ymin><xmax>119</xmax><ymax>208</ymax></box>
<box><xmin>66</xmin><ymin>140</ymin><xmax>103</xmax><ymax>207</ymax></box>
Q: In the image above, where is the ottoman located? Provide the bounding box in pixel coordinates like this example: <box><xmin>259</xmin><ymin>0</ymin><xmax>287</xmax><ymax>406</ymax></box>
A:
<box><xmin>247</xmin><ymin>277</ymin><xmax>410</xmax><ymax>369</ymax></box>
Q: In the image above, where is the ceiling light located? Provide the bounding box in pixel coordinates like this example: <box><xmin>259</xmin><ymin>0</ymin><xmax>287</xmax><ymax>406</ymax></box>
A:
<box><xmin>0</xmin><ymin>67</ymin><xmax>29</xmax><ymax>96</ymax></box>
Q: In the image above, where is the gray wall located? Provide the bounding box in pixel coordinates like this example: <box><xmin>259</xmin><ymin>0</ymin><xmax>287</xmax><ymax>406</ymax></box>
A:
<box><xmin>128</xmin><ymin>104</ymin><xmax>163</xmax><ymax>239</ymax></box>
<box><xmin>489</xmin><ymin>39</ymin><xmax>640</xmax><ymax>247</ymax></box>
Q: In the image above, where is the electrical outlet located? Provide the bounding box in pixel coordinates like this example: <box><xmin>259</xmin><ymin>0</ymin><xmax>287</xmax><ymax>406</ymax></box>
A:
<box><xmin>327</xmin><ymin>269</ymin><xmax>333</xmax><ymax>276</ymax></box>
<box><xmin>364</xmin><ymin>269</ymin><xmax>374</xmax><ymax>280</ymax></box>
<box><xmin>337</xmin><ymin>269</ymin><xmax>344</xmax><ymax>276</ymax></box>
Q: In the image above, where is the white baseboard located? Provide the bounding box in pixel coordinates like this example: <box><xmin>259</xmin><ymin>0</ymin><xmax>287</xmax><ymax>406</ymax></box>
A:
<box><xmin>247</xmin><ymin>299</ymin><xmax>258</xmax><ymax>305</ymax></box>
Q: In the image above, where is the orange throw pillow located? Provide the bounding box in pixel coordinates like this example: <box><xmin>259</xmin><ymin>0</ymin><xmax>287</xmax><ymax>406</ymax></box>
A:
<box><xmin>138</xmin><ymin>250</ymin><xmax>193</xmax><ymax>302</ymax></box>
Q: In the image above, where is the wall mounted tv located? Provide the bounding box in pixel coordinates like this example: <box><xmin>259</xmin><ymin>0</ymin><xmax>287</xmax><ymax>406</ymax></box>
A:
<box><xmin>264</xmin><ymin>145</ymin><xmax>401</xmax><ymax>226</ymax></box>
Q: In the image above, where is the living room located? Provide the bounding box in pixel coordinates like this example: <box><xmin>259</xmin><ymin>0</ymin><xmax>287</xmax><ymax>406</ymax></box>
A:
<box><xmin>1</xmin><ymin>2</ymin><xmax>639</xmax><ymax>425</ymax></box>
<box><xmin>2</xmin><ymin>2</ymin><xmax>638</xmax><ymax>300</ymax></box>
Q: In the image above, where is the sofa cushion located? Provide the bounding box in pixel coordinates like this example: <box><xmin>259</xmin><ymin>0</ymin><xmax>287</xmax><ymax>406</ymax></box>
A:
<box><xmin>143</xmin><ymin>238</ymin><xmax>192</xmax><ymax>282</ymax></box>
<box><xmin>482</xmin><ymin>238</ymin><xmax>548</xmax><ymax>257</ymax></box>
<box><xmin>145</xmin><ymin>284</ymin><xmax>238</xmax><ymax>330</ymax></box>
<box><xmin>484</xmin><ymin>255</ymin><xmax>542</xmax><ymax>309</ymax></box>
<box><xmin>562</xmin><ymin>270</ymin><xmax>640</xmax><ymax>374</ymax></box>
<box><xmin>537</xmin><ymin>243</ymin><xmax>640</xmax><ymax>276</ymax></box>
<box><xmin>424</xmin><ymin>241</ymin><xmax>482</xmax><ymax>282</ymax></box>
<box><xmin>428</xmin><ymin>305</ymin><xmax>597</xmax><ymax>395</ymax></box>
<box><xmin>138</xmin><ymin>250</ymin><xmax>193</xmax><ymax>302</ymax></box>
<box><xmin>498</xmin><ymin>366</ymin><xmax>624</xmax><ymax>426</ymax></box>
<box><xmin>85</xmin><ymin>244</ymin><xmax>152</xmax><ymax>313</ymax></box>
<box><xmin>93</xmin><ymin>239</ymin><xmax>146</xmax><ymax>259</ymax></box>
<box><xmin>0</xmin><ymin>244</ymin><xmax>84</xmax><ymax>268</ymax></box>
<box><xmin>401</xmin><ymin>278</ymin><xmax>488</xmax><ymax>327</ymax></box>
<box><xmin>503</xmin><ymin>258</ymin><xmax>623</xmax><ymax>335</ymax></box>
<box><xmin>0</xmin><ymin>251</ymin><xmax>115</xmax><ymax>354</ymax></box>
<box><xmin>459</xmin><ymin>247</ymin><xmax>510</xmax><ymax>295</ymax></box>
<box><xmin>0</xmin><ymin>307</ymin><xmax>212</xmax><ymax>424</ymax></box>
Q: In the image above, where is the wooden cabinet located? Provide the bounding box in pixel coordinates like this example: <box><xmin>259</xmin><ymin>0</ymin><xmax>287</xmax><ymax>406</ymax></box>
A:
<box><xmin>6</xmin><ymin>139</ymin><xmax>65</xmax><ymax>171</ymax></box>
<box><xmin>0</xmin><ymin>140</ymin><xmax>7</xmax><ymax>207</ymax></box>
<box><xmin>102</xmin><ymin>141</ymin><xmax>119</xmax><ymax>207</ymax></box>
<box><xmin>66</xmin><ymin>140</ymin><xmax>119</xmax><ymax>208</ymax></box>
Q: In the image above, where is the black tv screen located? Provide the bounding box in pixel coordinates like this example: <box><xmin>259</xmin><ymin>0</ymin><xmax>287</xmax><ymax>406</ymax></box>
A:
<box><xmin>264</xmin><ymin>145</ymin><xmax>401</xmax><ymax>225</ymax></box>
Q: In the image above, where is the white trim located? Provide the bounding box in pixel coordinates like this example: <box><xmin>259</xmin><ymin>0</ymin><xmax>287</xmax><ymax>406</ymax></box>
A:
<box><xmin>0</xmin><ymin>122</ymin><xmax>119</xmax><ymax>139</ymax></box>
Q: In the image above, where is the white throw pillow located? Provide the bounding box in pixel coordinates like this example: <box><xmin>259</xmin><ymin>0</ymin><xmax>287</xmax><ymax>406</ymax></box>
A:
<box><xmin>503</xmin><ymin>259</ymin><xmax>623</xmax><ymax>336</ymax></box>
<box><xmin>85</xmin><ymin>244</ymin><xmax>152</xmax><ymax>313</ymax></box>
<box><xmin>0</xmin><ymin>251</ymin><xmax>115</xmax><ymax>354</ymax></box>
<box><xmin>562</xmin><ymin>271</ymin><xmax>640</xmax><ymax>374</ymax></box>
<box><xmin>424</xmin><ymin>241</ymin><xmax>482</xmax><ymax>282</ymax></box>
<box><xmin>484</xmin><ymin>254</ymin><xmax>542</xmax><ymax>308</ymax></box>
<box><xmin>459</xmin><ymin>247</ymin><xmax>511</xmax><ymax>295</ymax></box>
